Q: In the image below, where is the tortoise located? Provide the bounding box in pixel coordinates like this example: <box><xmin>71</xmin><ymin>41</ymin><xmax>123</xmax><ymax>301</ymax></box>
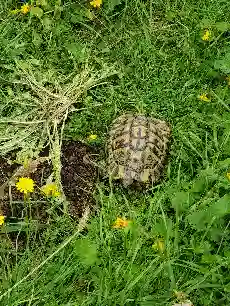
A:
<box><xmin>107</xmin><ymin>114</ymin><xmax>171</xmax><ymax>187</ymax></box>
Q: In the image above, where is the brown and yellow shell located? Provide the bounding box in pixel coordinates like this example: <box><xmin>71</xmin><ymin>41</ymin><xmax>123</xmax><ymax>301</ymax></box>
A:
<box><xmin>107</xmin><ymin>114</ymin><xmax>171</xmax><ymax>186</ymax></box>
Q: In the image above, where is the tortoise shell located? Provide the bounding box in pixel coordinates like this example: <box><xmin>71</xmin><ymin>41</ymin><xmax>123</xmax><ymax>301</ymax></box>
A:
<box><xmin>107</xmin><ymin>114</ymin><xmax>171</xmax><ymax>186</ymax></box>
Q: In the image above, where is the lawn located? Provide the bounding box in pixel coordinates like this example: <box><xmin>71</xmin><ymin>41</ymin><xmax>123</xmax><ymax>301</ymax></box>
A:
<box><xmin>1</xmin><ymin>0</ymin><xmax>230</xmax><ymax>305</ymax></box>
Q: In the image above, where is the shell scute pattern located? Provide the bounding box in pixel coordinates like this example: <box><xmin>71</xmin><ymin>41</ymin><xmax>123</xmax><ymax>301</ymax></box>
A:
<box><xmin>107</xmin><ymin>114</ymin><xmax>171</xmax><ymax>186</ymax></box>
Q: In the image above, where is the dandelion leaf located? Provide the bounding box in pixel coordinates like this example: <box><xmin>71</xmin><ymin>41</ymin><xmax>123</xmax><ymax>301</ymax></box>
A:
<box><xmin>171</xmin><ymin>191</ymin><xmax>189</xmax><ymax>212</ymax></box>
<box><xmin>75</xmin><ymin>239</ymin><xmax>98</xmax><ymax>266</ymax></box>
<box><xmin>188</xmin><ymin>195</ymin><xmax>230</xmax><ymax>230</ymax></box>
<box><xmin>190</xmin><ymin>176</ymin><xmax>207</xmax><ymax>193</ymax></box>
<box><xmin>214</xmin><ymin>52</ymin><xmax>230</xmax><ymax>74</ymax></box>
<box><xmin>106</xmin><ymin>0</ymin><xmax>122</xmax><ymax>11</ymax></box>
<box><xmin>215</xmin><ymin>22</ymin><xmax>230</xmax><ymax>32</ymax></box>
<box><xmin>30</xmin><ymin>6</ymin><xmax>44</xmax><ymax>18</ymax></box>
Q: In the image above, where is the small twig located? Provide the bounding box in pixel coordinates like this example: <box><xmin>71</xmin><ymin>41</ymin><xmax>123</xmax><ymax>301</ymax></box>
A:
<box><xmin>0</xmin><ymin>120</ymin><xmax>45</xmax><ymax>125</ymax></box>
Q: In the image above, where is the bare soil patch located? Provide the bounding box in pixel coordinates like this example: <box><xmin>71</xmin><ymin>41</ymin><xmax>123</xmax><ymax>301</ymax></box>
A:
<box><xmin>0</xmin><ymin>141</ymin><xmax>98</xmax><ymax>224</ymax></box>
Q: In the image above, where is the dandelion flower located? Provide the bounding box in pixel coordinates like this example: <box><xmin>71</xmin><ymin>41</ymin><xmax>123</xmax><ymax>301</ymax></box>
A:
<box><xmin>88</xmin><ymin>134</ymin><xmax>98</xmax><ymax>141</ymax></box>
<box><xmin>41</xmin><ymin>183</ymin><xmax>61</xmax><ymax>197</ymax></box>
<box><xmin>152</xmin><ymin>238</ymin><xmax>165</xmax><ymax>252</ymax></box>
<box><xmin>112</xmin><ymin>217</ymin><xmax>130</xmax><ymax>229</ymax></box>
<box><xmin>16</xmin><ymin>177</ymin><xmax>35</xmax><ymax>194</ymax></box>
<box><xmin>226</xmin><ymin>171</ymin><xmax>230</xmax><ymax>181</ymax></box>
<box><xmin>90</xmin><ymin>0</ymin><xmax>102</xmax><ymax>8</ymax></box>
<box><xmin>199</xmin><ymin>93</ymin><xmax>211</xmax><ymax>102</ymax></box>
<box><xmin>202</xmin><ymin>29</ymin><xmax>211</xmax><ymax>41</ymax></box>
<box><xmin>20</xmin><ymin>4</ymin><xmax>31</xmax><ymax>14</ymax></box>
<box><xmin>0</xmin><ymin>216</ymin><xmax>5</xmax><ymax>226</ymax></box>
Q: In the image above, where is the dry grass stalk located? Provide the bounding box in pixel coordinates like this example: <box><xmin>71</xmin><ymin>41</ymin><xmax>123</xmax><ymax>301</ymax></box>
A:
<box><xmin>0</xmin><ymin>61</ymin><xmax>116</xmax><ymax>156</ymax></box>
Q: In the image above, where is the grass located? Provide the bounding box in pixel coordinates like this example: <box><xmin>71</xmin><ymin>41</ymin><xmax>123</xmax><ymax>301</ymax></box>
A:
<box><xmin>1</xmin><ymin>0</ymin><xmax>230</xmax><ymax>305</ymax></box>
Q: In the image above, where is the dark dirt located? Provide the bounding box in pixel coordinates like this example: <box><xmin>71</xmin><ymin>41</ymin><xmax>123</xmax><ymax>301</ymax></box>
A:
<box><xmin>61</xmin><ymin>141</ymin><xmax>98</xmax><ymax>217</ymax></box>
<box><xmin>0</xmin><ymin>141</ymin><xmax>98</xmax><ymax>223</ymax></box>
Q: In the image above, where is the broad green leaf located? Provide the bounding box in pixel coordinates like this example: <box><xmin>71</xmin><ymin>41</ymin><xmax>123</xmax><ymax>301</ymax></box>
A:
<box><xmin>208</xmin><ymin>224</ymin><xmax>225</xmax><ymax>241</ymax></box>
<box><xmin>54</xmin><ymin>5</ymin><xmax>62</xmax><ymax>19</ymax></box>
<box><xmin>200</xmin><ymin>18</ymin><xmax>213</xmax><ymax>28</ymax></box>
<box><xmin>199</xmin><ymin>167</ymin><xmax>217</xmax><ymax>179</ymax></box>
<box><xmin>171</xmin><ymin>191</ymin><xmax>189</xmax><ymax>212</ymax></box>
<box><xmin>215</xmin><ymin>22</ymin><xmax>230</xmax><ymax>32</ymax></box>
<box><xmin>153</xmin><ymin>218</ymin><xmax>173</xmax><ymax>238</ymax></box>
<box><xmin>201</xmin><ymin>254</ymin><xmax>218</xmax><ymax>264</ymax></box>
<box><xmin>218</xmin><ymin>158</ymin><xmax>230</xmax><ymax>169</ymax></box>
<box><xmin>36</xmin><ymin>0</ymin><xmax>48</xmax><ymax>6</ymax></box>
<box><xmin>70</xmin><ymin>7</ymin><xmax>93</xmax><ymax>23</ymax></box>
<box><xmin>190</xmin><ymin>176</ymin><xmax>207</xmax><ymax>193</ymax></box>
<box><xmin>217</xmin><ymin>177</ymin><xmax>230</xmax><ymax>190</ymax></box>
<box><xmin>32</xmin><ymin>30</ymin><xmax>43</xmax><ymax>47</ymax></box>
<box><xmin>98</xmin><ymin>41</ymin><xmax>110</xmax><ymax>53</ymax></box>
<box><xmin>70</xmin><ymin>13</ymin><xmax>83</xmax><ymax>23</ymax></box>
<box><xmin>214</xmin><ymin>53</ymin><xmax>230</xmax><ymax>74</ymax></box>
<box><xmin>85</xmin><ymin>9</ymin><xmax>94</xmax><ymax>20</ymax></box>
<box><xmin>42</xmin><ymin>16</ymin><xmax>53</xmax><ymax>29</ymax></box>
<box><xmin>187</xmin><ymin>210</ymin><xmax>207</xmax><ymax>230</ymax></box>
<box><xmin>65</xmin><ymin>43</ymin><xmax>87</xmax><ymax>63</ymax></box>
<box><xmin>165</xmin><ymin>11</ymin><xmax>176</xmax><ymax>21</ymax></box>
<box><xmin>30</xmin><ymin>6</ymin><xmax>44</xmax><ymax>18</ymax></box>
<box><xmin>193</xmin><ymin>241</ymin><xmax>212</xmax><ymax>254</ymax></box>
<box><xmin>107</xmin><ymin>0</ymin><xmax>121</xmax><ymax>11</ymax></box>
<box><xmin>188</xmin><ymin>195</ymin><xmax>230</xmax><ymax>230</ymax></box>
<box><xmin>75</xmin><ymin>239</ymin><xmax>98</xmax><ymax>266</ymax></box>
<box><xmin>209</xmin><ymin>194</ymin><xmax>230</xmax><ymax>217</ymax></box>
<box><xmin>224</xmin><ymin>283</ymin><xmax>230</xmax><ymax>293</ymax></box>
<box><xmin>29</xmin><ymin>58</ymin><xmax>40</xmax><ymax>66</ymax></box>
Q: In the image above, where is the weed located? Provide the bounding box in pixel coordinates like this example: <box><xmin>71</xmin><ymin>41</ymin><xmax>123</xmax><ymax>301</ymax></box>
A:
<box><xmin>1</xmin><ymin>0</ymin><xmax>230</xmax><ymax>305</ymax></box>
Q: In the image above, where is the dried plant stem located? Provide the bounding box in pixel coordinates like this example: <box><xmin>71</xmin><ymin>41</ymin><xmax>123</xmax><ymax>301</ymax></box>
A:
<box><xmin>0</xmin><ymin>62</ymin><xmax>116</xmax><ymax>155</ymax></box>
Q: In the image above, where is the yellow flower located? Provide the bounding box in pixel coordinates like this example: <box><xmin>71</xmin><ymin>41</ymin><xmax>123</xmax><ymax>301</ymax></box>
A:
<box><xmin>0</xmin><ymin>216</ymin><xmax>5</xmax><ymax>226</ymax></box>
<box><xmin>202</xmin><ymin>29</ymin><xmax>211</xmax><ymax>41</ymax></box>
<box><xmin>90</xmin><ymin>0</ymin><xmax>102</xmax><ymax>8</ymax></box>
<box><xmin>88</xmin><ymin>134</ymin><xmax>98</xmax><ymax>141</ymax></box>
<box><xmin>41</xmin><ymin>183</ymin><xmax>61</xmax><ymax>197</ymax></box>
<box><xmin>152</xmin><ymin>238</ymin><xmax>165</xmax><ymax>252</ymax></box>
<box><xmin>112</xmin><ymin>217</ymin><xmax>131</xmax><ymax>229</ymax></box>
<box><xmin>226</xmin><ymin>171</ymin><xmax>230</xmax><ymax>181</ymax></box>
<box><xmin>20</xmin><ymin>4</ymin><xmax>31</xmax><ymax>14</ymax></box>
<box><xmin>199</xmin><ymin>93</ymin><xmax>211</xmax><ymax>102</ymax></box>
<box><xmin>16</xmin><ymin>177</ymin><xmax>35</xmax><ymax>194</ymax></box>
